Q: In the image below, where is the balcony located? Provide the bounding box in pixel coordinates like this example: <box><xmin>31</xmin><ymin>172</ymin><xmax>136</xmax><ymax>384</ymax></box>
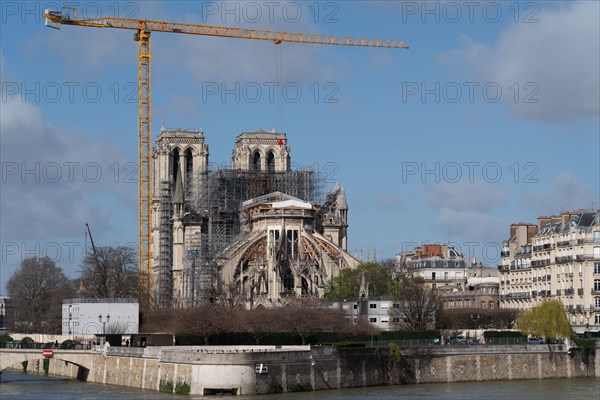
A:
<box><xmin>531</xmin><ymin>259</ymin><xmax>550</xmax><ymax>267</ymax></box>
<box><xmin>564</xmin><ymin>288</ymin><xmax>574</xmax><ymax>295</ymax></box>
<box><xmin>556</xmin><ymin>290</ymin><xmax>562</xmax><ymax>296</ymax></box>
<box><xmin>578</xmin><ymin>288</ymin><xmax>584</xmax><ymax>296</ymax></box>
<box><xmin>557</xmin><ymin>241</ymin><xmax>570</xmax><ymax>248</ymax></box>
<box><xmin>501</xmin><ymin>292</ymin><xmax>531</xmax><ymax>300</ymax></box>
<box><xmin>592</xmin><ymin>289</ymin><xmax>600</xmax><ymax>295</ymax></box>
<box><xmin>576</xmin><ymin>254</ymin><xmax>599</xmax><ymax>261</ymax></box>
<box><xmin>555</xmin><ymin>256</ymin><xmax>572</xmax><ymax>264</ymax></box>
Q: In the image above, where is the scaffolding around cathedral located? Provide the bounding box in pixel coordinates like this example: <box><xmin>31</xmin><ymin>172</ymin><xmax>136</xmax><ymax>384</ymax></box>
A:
<box><xmin>154</xmin><ymin>166</ymin><xmax>323</xmax><ymax>308</ymax></box>
<box><xmin>155</xmin><ymin>181</ymin><xmax>173</xmax><ymax>308</ymax></box>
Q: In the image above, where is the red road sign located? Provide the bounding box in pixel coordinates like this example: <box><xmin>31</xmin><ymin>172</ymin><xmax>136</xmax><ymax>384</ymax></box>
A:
<box><xmin>42</xmin><ymin>349</ymin><xmax>54</xmax><ymax>358</ymax></box>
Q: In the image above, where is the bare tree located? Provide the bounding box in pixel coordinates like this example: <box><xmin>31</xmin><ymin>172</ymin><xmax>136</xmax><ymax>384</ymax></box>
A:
<box><xmin>79</xmin><ymin>246</ymin><xmax>138</xmax><ymax>299</ymax></box>
<box><xmin>181</xmin><ymin>304</ymin><xmax>225</xmax><ymax>345</ymax></box>
<box><xmin>236</xmin><ymin>307</ymin><xmax>278</xmax><ymax>344</ymax></box>
<box><xmin>7</xmin><ymin>257</ymin><xmax>76</xmax><ymax>333</ymax></box>
<box><xmin>390</xmin><ymin>276</ymin><xmax>439</xmax><ymax>331</ymax></box>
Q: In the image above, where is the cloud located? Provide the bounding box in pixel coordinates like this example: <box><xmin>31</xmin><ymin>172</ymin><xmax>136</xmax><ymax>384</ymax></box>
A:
<box><xmin>425</xmin><ymin>181</ymin><xmax>510</xmax><ymax>260</ymax></box>
<box><xmin>520</xmin><ymin>172</ymin><xmax>596</xmax><ymax>215</ymax></box>
<box><xmin>439</xmin><ymin>1</ymin><xmax>600</xmax><ymax>124</ymax></box>
<box><xmin>431</xmin><ymin>208</ymin><xmax>510</xmax><ymax>241</ymax></box>
<box><xmin>375</xmin><ymin>194</ymin><xmax>403</xmax><ymax>210</ymax></box>
<box><xmin>426</xmin><ymin>181</ymin><xmax>507</xmax><ymax>213</ymax></box>
<box><xmin>0</xmin><ymin>98</ymin><xmax>134</xmax><ymax>240</ymax></box>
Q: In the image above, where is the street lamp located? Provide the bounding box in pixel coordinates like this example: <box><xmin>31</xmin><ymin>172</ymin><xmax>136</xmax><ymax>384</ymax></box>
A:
<box><xmin>470</xmin><ymin>313</ymin><xmax>480</xmax><ymax>342</ymax></box>
<box><xmin>98</xmin><ymin>314</ymin><xmax>110</xmax><ymax>335</ymax></box>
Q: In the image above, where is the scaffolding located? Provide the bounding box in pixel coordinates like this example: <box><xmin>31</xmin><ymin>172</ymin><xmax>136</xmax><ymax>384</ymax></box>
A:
<box><xmin>154</xmin><ymin>165</ymin><xmax>323</xmax><ymax>308</ymax></box>
<box><xmin>155</xmin><ymin>181</ymin><xmax>173</xmax><ymax>309</ymax></box>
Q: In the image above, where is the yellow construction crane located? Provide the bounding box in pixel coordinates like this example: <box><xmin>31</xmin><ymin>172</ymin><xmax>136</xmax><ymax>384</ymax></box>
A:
<box><xmin>43</xmin><ymin>7</ymin><xmax>408</xmax><ymax>306</ymax></box>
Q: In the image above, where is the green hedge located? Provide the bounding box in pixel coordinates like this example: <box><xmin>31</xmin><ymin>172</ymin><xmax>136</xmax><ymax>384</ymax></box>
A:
<box><xmin>483</xmin><ymin>330</ymin><xmax>526</xmax><ymax>338</ymax></box>
<box><xmin>378</xmin><ymin>330</ymin><xmax>439</xmax><ymax>340</ymax></box>
<box><xmin>0</xmin><ymin>334</ymin><xmax>13</xmax><ymax>343</ymax></box>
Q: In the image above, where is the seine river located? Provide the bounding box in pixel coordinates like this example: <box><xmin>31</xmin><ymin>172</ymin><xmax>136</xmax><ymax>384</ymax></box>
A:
<box><xmin>1</xmin><ymin>370</ymin><xmax>598</xmax><ymax>399</ymax></box>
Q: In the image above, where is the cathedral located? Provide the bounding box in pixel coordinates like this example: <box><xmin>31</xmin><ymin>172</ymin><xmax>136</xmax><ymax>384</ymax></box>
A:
<box><xmin>151</xmin><ymin>127</ymin><xmax>358</xmax><ymax>308</ymax></box>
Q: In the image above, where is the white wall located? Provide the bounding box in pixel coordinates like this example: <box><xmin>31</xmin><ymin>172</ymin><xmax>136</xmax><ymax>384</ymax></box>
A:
<box><xmin>62</xmin><ymin>301</ymin><xmax>139</xmax><ymax>336</ymax></box>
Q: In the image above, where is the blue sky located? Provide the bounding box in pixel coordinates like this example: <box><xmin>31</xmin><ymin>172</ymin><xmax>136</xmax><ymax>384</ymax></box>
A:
<box><xmin>1</xmin><ymin>1</ymin><xmax>599</xmax><ymax>294</ymax></box>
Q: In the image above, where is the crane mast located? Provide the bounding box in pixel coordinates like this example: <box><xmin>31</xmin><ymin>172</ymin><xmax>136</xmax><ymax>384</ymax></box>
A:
<box><xmin>44</xmin><ymin>8</ymin><xmax>408</xmax><ymax>307</ymax></box>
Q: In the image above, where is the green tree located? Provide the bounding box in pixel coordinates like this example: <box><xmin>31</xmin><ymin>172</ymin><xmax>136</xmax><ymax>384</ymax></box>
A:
<box><xmin>516</xmin><ymin>299</ymin><xmax>573</xmax><ymax>341</ymax></box>
<box><xmin>7</xmin><ymin>257</ymin><xmax>76</xmax><ymax>333</ymax></box>
<box><xmin>325</xmin><ymin>262</ymin><xmax>396</xmax><ymax>301</ymax></box>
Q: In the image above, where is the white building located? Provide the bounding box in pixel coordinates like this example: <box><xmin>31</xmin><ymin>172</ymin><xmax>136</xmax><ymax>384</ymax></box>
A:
<box><xmin>332</xmin><ymin>299</ymin><xmax>407</xmax><ymax>331</ymax></box>
<box><xmin>397</xmin><ymin>244</ymin><xmax>467</xmax><ymax>291</ymax></box>
<box><xmin>62</xmin><ymin>299</ymin><xmax>139</xmax><ymax>336</ymax></box>
<box><xmin>0</xmin><ymin>296</ymin><xmax>15</xmax><ymax>331</ymax></box>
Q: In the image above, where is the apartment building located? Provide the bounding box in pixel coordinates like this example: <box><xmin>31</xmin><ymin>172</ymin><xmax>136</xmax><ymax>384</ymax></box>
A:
<box><xmin>499</xmin><ymin>210</ymin><xmax>600</xmax><ymax>334</ymax></box>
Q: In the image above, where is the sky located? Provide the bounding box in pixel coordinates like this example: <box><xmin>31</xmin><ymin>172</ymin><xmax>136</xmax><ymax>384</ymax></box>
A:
<box><xmin>1</xmin><ymin>1</ymin><xmax>599</xmax><ymax>294</ymax></box>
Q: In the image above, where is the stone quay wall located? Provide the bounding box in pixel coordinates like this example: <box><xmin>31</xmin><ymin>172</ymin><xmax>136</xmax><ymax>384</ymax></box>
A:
<box><xmin>10</xmin><ymin>343</ymin><xmax>600</xmax><ymax>396</ymax></box>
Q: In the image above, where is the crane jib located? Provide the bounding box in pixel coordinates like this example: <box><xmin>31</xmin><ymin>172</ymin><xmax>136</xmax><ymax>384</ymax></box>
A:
<box><xmin>43</xmin><ymin>7</ymin><xmax>408</xmax><ymax>306</ymax></box>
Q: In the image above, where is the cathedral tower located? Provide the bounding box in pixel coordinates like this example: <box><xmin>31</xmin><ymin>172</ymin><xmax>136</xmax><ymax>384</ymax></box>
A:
<box><xmin>231</xmin><ymin>129</ymin><xmax>290</xmax><ymax>172</ymax></box>
<box><xmin>152</xmin><ymin>127</ymin><xmax>208</xmax><ymax>308</ymax></box>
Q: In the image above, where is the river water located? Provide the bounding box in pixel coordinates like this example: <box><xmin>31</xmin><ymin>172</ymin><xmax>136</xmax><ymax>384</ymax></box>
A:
<box><xmin>1</xmin><ymin>370</ymin><xmax>598</xmax><ymax>399</ymax></box>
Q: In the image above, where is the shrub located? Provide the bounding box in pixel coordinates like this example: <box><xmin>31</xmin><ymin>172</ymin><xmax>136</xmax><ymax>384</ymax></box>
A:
<box><xmin>289</xmin><ymin>383</ymin><xmax>312</xmax><ymax>392</ymax></box>
<box><xmin>61</xmin><ymin>340</ymin><xmax>77</xmax><ymax>349</ymax></box>
<box><xmin>21</xmin><ymin>360</ymin><xmax>28</xmax><ymax>372</ymax></box>
<box><xmin>0</xmin><ymin>334</ymin><xmax>13</xmax><ymax>343</ymax></box>
<box><xmin>159</xmin><ymin>380</ymin><xmax>174</xmax><ymax>393</ymax></box>
<box><xmin>175</xmin><ymin>381</ymin><xmax>191</xmax><ymax>395</ymax></box>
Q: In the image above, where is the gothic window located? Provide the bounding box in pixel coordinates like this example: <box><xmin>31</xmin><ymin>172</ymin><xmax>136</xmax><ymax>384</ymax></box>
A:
<box><xmin>281</xmin><ymin>266</ymin><xmax>294</xmax><ymax>293</ymax></box>
<box><xmin>252</xmin><ymin>151</ymin><xmax>261</xmax><ymax>171</ymax></box>
<box><xmin>185</xmin><ymin>149</ymin><xmax>193</xmax><ymax>196</ymax></box>
<box><xmin>301</xmin><ymin>277</ymin><xmax>310</xmax><ymax>295</ymax></box>
<box><xmin>172</xmin><ymin>148</ymin><xmax>180</xmax><ymax>181</ymax></box>
<box><xmin>267</xmin><ymin>151</ymin><xmax>275</xmax><ymax>173</ymax></box>
<box><xmin>268</xmin><ymin>229</ymin><xmax>280</xmax><ymax>256</ymax></box>
<box><xmin>286</xmin><ymin>230</ymin><xmax>299</xmax><ymax>259</ymax></box>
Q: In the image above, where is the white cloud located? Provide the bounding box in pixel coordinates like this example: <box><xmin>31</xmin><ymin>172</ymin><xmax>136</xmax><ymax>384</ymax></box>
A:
<box><xmin>431</xmin><ymin>208</ymin><xmax>511</xmax><ymax>244</ymax></box>
<box><xmin>425</xmin><ymin>181</ymin><xmax>510</xmax><ymax>261</ymax></box>
<box><xmin>440</xmin><ymin>1</ymin><xmax>600</xmax><ymax>124</ymax></box>
<box><xmin>520</xmin><ymin>172</ymin><xmax>596</xmax><ymax>215</ymax></box>
<box><xmin>0</xmin><ymin>98</ymin><xmax>134</xmax><ymax>240</ymax></box>
<box><xmin>426</xmin><ymin>181</ymin><xmax>507</xmax><ymax>213</ymax></box>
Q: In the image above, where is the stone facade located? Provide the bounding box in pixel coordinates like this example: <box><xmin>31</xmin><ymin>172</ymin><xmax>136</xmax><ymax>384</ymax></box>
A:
<box><xmin>151</xmin><ymin>127</ymin><xmax>356</xmax><ymax>308</ymax></box>
<box><xmin>500</xmin><ymin>210</ymin><xmax>600</xmax><ymax>334</ymax></box>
